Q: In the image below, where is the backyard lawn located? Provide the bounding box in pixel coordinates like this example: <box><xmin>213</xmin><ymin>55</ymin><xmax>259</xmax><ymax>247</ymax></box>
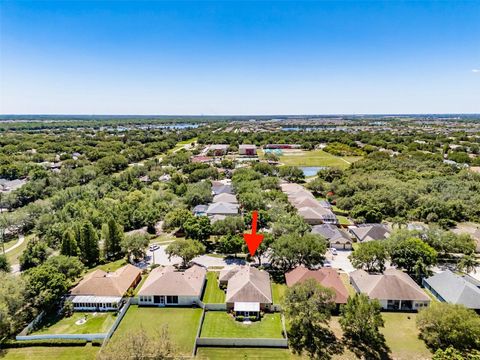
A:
<box><xmin>200</xmin><ymin>312</ymin><xmax>284</xmax><ymax>339</ymax></box>
<box><xmin>32</xmin><ymin>312</ymin><xmax>116</xmax><ymax>335</ymax></box>
<box><xmin>111</xmin><ymin>306</ymin><xmax>202</xmax><ymax>354</ymax></box>
<box><xmin>202</xmin><ymin>272</ymin><xmax>226</xmax><ymax>303</ymax></box>
<box><xmin>277</xmin><ymin>149</ymin><xmax>362</xmax><ymax>170</ymax></box>
<box><xmin>196</xmin><ymin>348</ymin><xmax>294</xmax><ymax>359</ymax></box>
<box><xmin>271</xmin><ymin>282</ymin><xmax>287</xmax><ymax>304</ymax></box>
<box><xmin>0</xmin><ymin>344</ymin><xmax>99</xmax><ymax>360</ymax></box>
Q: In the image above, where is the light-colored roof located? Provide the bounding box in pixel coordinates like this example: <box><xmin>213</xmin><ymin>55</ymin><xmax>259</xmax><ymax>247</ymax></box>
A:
<box><xmin>209</xmin><ymin>144</ymin><xmax>229</xmax><ymax>150</ymax></box>
<box><xmin>291</xmin><ymin>196</ymin><xmax>323</xmax><ymax>209</ymax></box>
<box><xmin>297</xmin><ymin>206</ymin><xmax>335</xmax><ymax>220</ymax></box>
<box><xmin>211</xmin><ymin>184</ymin><xmax>234</xmax><ymax>195</ymax></box>
<box><xmin>138</xmin><ymin>265</ymin><xmax>206</xmax><ymax>297</ymax></box>
<box><xmin>423</xmin><ymin>270</ymin><xmax>480</xmax><ymax>309</ymax></box>
<box><xmin>206</xmin><ymin>202</ymin><xmax>239</xmax><ymax>215</ymax></box>
<box><xmin>350</xmin><ymin>224</ymin><xmax>390</xmax><ymax>242</ymax></box>
<box><xmin>350</xmin><ymin>269</ymin><xmax>430</xmax><ymax>302</ymax></box>
<box><xmin>311</xmin><ymin>224</ymin><xmax>352</xmax><ymax>244</ymax></box>
<box><xmin>225</xmin><ymin>266</ymin><xmax>272</xmax><ymax>304</ymax></box>
<box><xmin>239</xmin><ymin>144</ymin><xmax>257</xmax><ymax>149</ymax></box>
<box><xmin>219</xmin><ymin>266</ymin><xmax>241</xmax><ymax>283</ymax></box>
<box><xmin>280</xmin><ymin>183</ymin><xmax>305</xmax><ymax>195</ymax></box>
<box><xmin>234</xmin><ymin>302</ymin><xmax>260</xmax><ymax>312</ymax></box>
<box><xmin>213</xmin><ymin>193</ymin><xmax>238</xmax><ymax>204</ymax></box>
<box><xmin>71</xmin><ymin>264</ymin><xmax>141</xmax><ymax>297</ymax></box>
<box><xmin>285</xmin><ymin>267</ymin><xmax>349</xmax><ymax>304</ymax></box>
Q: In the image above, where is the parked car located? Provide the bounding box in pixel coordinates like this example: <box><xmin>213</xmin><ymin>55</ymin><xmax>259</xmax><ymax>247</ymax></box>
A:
<box><xmin>330</xmin><ymin>248</ymin><xmax>338</xmax><ymax>255</ymax></box>
<box><xmin>149</xmin><ymin>244</ymin><xmax>160</xmax><ymax>251</ymax></box>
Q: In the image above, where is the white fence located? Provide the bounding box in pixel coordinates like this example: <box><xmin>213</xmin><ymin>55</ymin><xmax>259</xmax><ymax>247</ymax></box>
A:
<box><xmin>17</xmin><ymin>311</ymin><xmax>46</xmax><ymax>336</ymax></box>
<box><xmin>204</xmin><ymin>303</ymin><xmax>227</xmax><ymax>311</ymax></box>
<box><xmin>102</xmin><ymin>297</ymin><xmax>133</xmax><ymax>346</ymax></box>
<box><xmin>16</xmin><ymin>333</ymin><xmax>105</xmax><ymax>341</ymax></box>
<box><xmin>196</xmin><ymin>338</ymin><xmax>288</xmax><ymax>347</ymax></box>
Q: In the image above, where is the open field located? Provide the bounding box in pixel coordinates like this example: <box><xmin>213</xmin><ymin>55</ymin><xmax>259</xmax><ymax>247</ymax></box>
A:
<box><xmin>275</xmin><ymin>149</ymin><xmax>362</xmax><ymax>170</ymax></box>
<box><xmin>202</xmin><ymin>272</ymin><xmax>225</xmax><ymax>303</ymax></box>
<box><xmin>0</xmin><ymin>344</ymin><xmax>99</xmax><ymax>360</ymax></box>
<box><xmin>32</xmin><ymin>312</ymin><xmax>115</xmax><ymax>335</ymax></box>
<box><xmin>112</xmin><ymin>306</ymin><xmax>201</xmax><ymax>354</ymax></box>
<box><xmin>200</xmin><ymin>312</ymin><xmax>284</xmax><ymax>339</ymax></box>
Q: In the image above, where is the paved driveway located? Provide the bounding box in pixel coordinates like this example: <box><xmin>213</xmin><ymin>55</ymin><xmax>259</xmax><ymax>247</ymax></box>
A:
<box><xmin>326</xmin><ymin>249</ymin><xmax>355</xmax><ymax>273</ymax></box>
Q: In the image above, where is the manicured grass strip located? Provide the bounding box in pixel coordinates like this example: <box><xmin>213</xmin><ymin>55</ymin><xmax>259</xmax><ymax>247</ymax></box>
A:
<box><xmin>0</xmin><ymin>344</ymin><xmax>99</xmax><ymax>360</ymax></box>
<box><xmin>32</xmin><ymin>312</ymin><xmax>116</xmax><ymax>335</ymax></box>
<box><xmin>339</xmin><ymin>273</ymin><xmax>356</xmax><ymax>297</ymax></box>
<box><xmin>278</xmin><ymin>150</ymin><xmax>362</xmax><ymax>170</ymax></box>
<box><xmin>202</xmin><ymin>272</ymin><xmax>226</xmax><ymax>304</ymax></box>
<box><xmin>200</xmin><ymin>312</ymin><xmax>284</xmax><ymax>339</ymax></box>
<box><xmin>196</xmin><ymin>347</ymin><xmax>295</xmax><ymax>359</ymax></box>
<box><xmin>6</xmin><ymin>235</ymin><xmax>34</xmax><ymax>266</ymax></box>
<box><xmin>112</xmin><ymin>306</ymin><xmax>202</xmax><ymax>354</ymax></box>
<box><xmin>271</xmin><ymin>282</ymin><xmax>287</xmax><ymax>304</ymax></box>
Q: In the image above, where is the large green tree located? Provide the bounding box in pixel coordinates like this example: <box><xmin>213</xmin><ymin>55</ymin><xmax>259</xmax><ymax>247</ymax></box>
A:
<box><xmin>102</xmin><ymin>218</ymin><xmax>124</xmax><ymax>260</ymax></box>
<box><xmin>79</xmin><ymin>221</ymin><xmax>100</xmax><ymax>266</ymax></box>
<box><xmin>283</xmin><ymin>279</ymin><xmax>342</xmax><ymax>359</ymax></box>
<box><xmin>0</xmin><ymin>254</ymin><xmax>10</xmax><ymax>272</ymax></box>
<box><xmin>121</xmin><ymin>233</ymin><xmax>150</xmax><ymax>262</ymax></box>
<box><xmin>60</xmin><ymin>229</ymin><xmax>79</xmax><ymax>257</ymax></box>
<box><xmin>339</xmin><ymin>293</ymin><xmax>389</xmax><ymax>360</ymax></box>
<box><xmin>165</xmin><ymin>239</ymin><xmax>205</xmax><ymax>267</ymax></box>
<box><xmin>19</xmin><ymin>237</ymin><xmax>51</xmax><ymax>271</ymax></box>
<box><xmin>389</xmin><ymin>237</ymin><xmax>437</xmax><ymax>281</ymax></box>
<box><xmin>417</xmin><ymin>303</ymin><xmax>480</xmax><ymax>354</ymax></box>
<box><xmin>349</xmin><ymin>241</ymin><xmax>389</xmax><ymax>273</ymax></box>
<box><xmin>0</xmin><ymin>272</ymin><xmax>26</xmax><ymax>339</ymax></box>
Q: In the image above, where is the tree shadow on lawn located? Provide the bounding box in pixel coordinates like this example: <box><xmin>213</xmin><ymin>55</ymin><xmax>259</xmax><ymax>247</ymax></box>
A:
<box><xmin>343</xmin><ymin>334</ymin><xmax>392</xmax><ymax>360</ymax></box>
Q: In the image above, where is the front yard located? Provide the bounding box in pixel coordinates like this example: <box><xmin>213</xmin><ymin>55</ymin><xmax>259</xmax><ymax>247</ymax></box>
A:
<box><xmin>200</xmin><ymin>312</ymin><xmax>284</xmax><ymax>339</ymax></box>
<box><xmin>31</xmin><ymin>312</ymin><xmax>116</xmax><ymax>335</ymax></box>
<box><xmin>111</xmin><ymin>306</ymin><xmax>202</xmax><ymax>354</ymax></box>
<box><xmin>202</xmin><ymin>272</ymin><xmax>226</xmax><ymax>303</ymax></box>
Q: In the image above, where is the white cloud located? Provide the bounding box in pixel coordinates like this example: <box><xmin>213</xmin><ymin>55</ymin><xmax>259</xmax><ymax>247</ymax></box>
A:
<box><xmin>473</xmin><ymin>69</ymin><xmax>480</xmax><ymax>73</ymax></box>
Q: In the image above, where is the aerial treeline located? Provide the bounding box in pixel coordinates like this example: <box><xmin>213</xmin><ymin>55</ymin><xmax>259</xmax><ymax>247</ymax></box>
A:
<box><xmin>0</xmin><ymin>129</ymin><xmax>197</xmax><ymax>209</ymax></box>
<box><xmin>330</xmin><ymin>151</ymin><xmax>480</xmax><ymax>226</ymax></box>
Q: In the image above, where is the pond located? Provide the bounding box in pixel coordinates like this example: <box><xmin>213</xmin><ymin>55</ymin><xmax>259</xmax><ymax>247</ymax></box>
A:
<box><xmin>300</xmin><ymin>166</ymin><xmax>328</xmax><ymax>177</ymax></box>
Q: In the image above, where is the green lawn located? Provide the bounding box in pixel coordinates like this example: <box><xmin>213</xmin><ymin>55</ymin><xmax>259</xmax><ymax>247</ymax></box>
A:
<box><xmin>202</xmin><ymin>272</ymin><xmax>226</xmax><ymax>304</ymax></box>
<box><xmin>272</xmin><ymin>282</ymin><xmax>287</xmax><ymax>304</ymax></box>
<box><xmin>6</xmin><ymin>235</ymin><xmax>34</xmax><ymax>265</ymax></box>
<box><xmin>111</xmin><ymin>306</ymin><xmax>202</xmax><ymax>354</ymax></box>
<box><xmin>200</xmin><ymin>312</ymin><xmax>284</xmax><ymax>339</ymax></box>
<box><xmin>0</xmin><ymin>344</ymin><xmax>99</xmax><ymax>360</ymax></box>
<box><xmin>278</xmin><ymin>149</ymin><xmax>362</xmax><ymax>170</ymax></box>
<box><xmin>339</xmin><ymin>273</ymin><xmax>356</xmax><ymax>297</ymax></box>
<box><xmin>196</xmin><ymin>348</ymin><xmax>294</xmax><ymax>359</ymax></box>
<box><xmin>32</xmin><ymin>312</ymin><xmax>116</xmax><ymax>335</ymax></box>
<box><xmin>381</xmin><ymin>313</ymin><xmax>431</xmax><ymax>360</ymax></box>
<box><xmin>87</xmin><ymin>259</ymin><xmax>128</xmax><ymax>274</ymax></box>
<box><xmin>337</xmin><ymin>215</ymin><xmax>352</xmax><ymax>226</ymax></box>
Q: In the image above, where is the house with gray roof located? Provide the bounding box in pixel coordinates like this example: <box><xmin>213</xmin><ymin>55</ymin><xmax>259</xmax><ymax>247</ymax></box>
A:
<box><xmin>350</xmin><ymin>269</ymin><xmax>430</xmax><ymax>311</ymax></box>
<box><xmin>349</xmin><ymin>224</ymin><xmax>391</xmax><ymax>242</ymax></box>
<box><xmin>193</xmin><ymin>204</ymin><xmax>208</xmax><ymax>216</ymax></box>
<box><xmin>223</xmin><ymin>266</ymin><xmax>272</xmax><ymax>317</ymax></box>
<box><xmin>423</xmin><ymin>270</ymin><xmax>480</xmax><ymax>311</ymax></box>
<box><xmin>213</xmin><ymin>193</ymin><xmax>238</xmax><ymax>204</ymax></box>
<box><xmin>212</xmin><ymin>184</ymin><xmax>234</xmax><ymax>195</ymax></box>
<box><xmin>312</xmin><ymin>224</ymin><xmax>353</xmax><ymax>250</ymax></box>
<box><xmin>206</xmin><ymin>202</ymin><xmax>239</xmax><ymax>216</ymax></box>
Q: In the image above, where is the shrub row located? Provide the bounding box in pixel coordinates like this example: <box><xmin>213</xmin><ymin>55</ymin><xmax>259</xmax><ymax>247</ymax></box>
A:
<box><xmin>1</xmin><ymin>339</ymin><xmax>88</xmax><ymax>349</ymax></box>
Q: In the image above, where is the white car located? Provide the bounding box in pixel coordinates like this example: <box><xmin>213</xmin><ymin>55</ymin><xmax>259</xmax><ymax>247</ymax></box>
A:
<box><xmin>323</xmin><ymin>260</ymin><xmax>332</xmax><ymax>267</ymax></box>
<box><xmin>149</xmin><ymin>244</ymin><xmax>160</xmax><ymax>251</ymax></box>
<box><xmin>330</xmin><ymin>248</ymin><xmax>338</xmax><ymax>255</ymax></box>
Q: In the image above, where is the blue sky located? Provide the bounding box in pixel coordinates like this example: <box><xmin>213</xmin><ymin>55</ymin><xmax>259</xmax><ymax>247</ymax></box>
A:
<box><xmin>0</xmin><ymin>1</ymin><xmax>479</xmax><ymax>115</ymax></box>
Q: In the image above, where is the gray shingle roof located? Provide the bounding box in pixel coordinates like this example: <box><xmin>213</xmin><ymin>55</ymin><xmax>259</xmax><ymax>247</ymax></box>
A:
<box><xmin>311</xmin><ymin>224</ymin><xmax>352</xmax><ymax>244</ymax></box>
<box><xmin>423</xmin><ymin>270</ymin><xmax>480</xmax><ymax>309</ymax></box>
<box><xmin>350</xmin><ymin>224</ymin><xmax>390</xmax><ymax>242</ymax></box>
<box><xmin>206</xmin><ymin>202</ymin><xmax>239</xmax><ymax>215</ymax></box>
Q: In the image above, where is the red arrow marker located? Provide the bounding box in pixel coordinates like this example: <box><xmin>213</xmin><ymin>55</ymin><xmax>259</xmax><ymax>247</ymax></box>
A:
<box><xmin>243</xmin><ymin>210</ymin><xmax>264</xmax><ymax>256</ymax></box>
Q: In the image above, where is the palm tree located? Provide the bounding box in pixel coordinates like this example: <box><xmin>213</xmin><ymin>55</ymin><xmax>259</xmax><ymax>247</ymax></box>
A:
<box><xmin>457</xmin><ymin>254</ymin><xmax>479</xmax><ymax>274</ymax></box>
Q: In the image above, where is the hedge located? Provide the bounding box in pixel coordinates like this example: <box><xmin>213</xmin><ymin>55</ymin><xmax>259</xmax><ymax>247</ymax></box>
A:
<box><xmin>0</xmin><ymin>339</ymin><xmax>88</xmax><ymax>349</ymax></box>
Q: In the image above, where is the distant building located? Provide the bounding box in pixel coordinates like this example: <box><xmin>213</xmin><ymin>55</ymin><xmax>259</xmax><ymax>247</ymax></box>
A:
<box><xmin>208</xmin><ymin>144</ymin><xmax>229</xmax><ymax>156</ymax></box>
<box><xmin>264</xmin><ymin>144</ymin><xmax>301</xmax><ymax>149</ymax></box>
<box><xmin>312</xmin><ymin>224</ymin><xmax>353</xmax><ymax>250</ymax></box>
<box><xmin>212</xmin><ymin>193</ymin><xmax>238</xmax><ymax>204</ymax></box>
<box><xmin>349</xmin><ymin>224</ymin><xmax>391</xmax><ymax>242</ymax></box>
<box><xmin>206</xmin><ymin>202</ymin><xmax>239</xmax><ymax>216</ymax></box>
<box><xmin>239</xmin><ymin>144</ymin><xmax>257</xmax><ymax>156</ymax></box>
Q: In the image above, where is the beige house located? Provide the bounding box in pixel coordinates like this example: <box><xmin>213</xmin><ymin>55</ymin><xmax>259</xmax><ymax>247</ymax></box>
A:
<box><xmin>137</xmin><ymin>265</ymin><xmax>206</xmax><ymax>306</ymax></box>
<box><xmin>350</xmin><ymin>269</ymin><xmax>430</xmax><ymax>311</ymax></box>
<box><xmin>222</xmin><ymin>266</ymin><xmax>273</xmax><ymax>317</ymax></box>
<box><xmin>70</xmin><ymin>264</ymin><xmax>142</xmax><ymax>311</ymax></box>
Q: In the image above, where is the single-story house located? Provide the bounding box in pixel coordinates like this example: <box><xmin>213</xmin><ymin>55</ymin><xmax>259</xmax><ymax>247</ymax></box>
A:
<box><xmin>193</xmin><ymin>204</ymin><xmax>208</xmax><ymax>216</ymax></box>
<box><xmin>423</xmin><ymin>270</ymin><xmax>480</xmax><ymax>311</ymax></box>
<box><xmin>213</xmin><ymin>193</ymin><xmax>238</xmax><ymax>204</ymax></box>
<box><xmin>137</xmin><ymin>265</ymin><xmax>206</xmax><ymax>307</ymax></box>
<box><xmin>311</xmin><ymin>224</ymin><xmax>353</xmax><ymax>250</ymax></box>
<box><xmin>350</xmin><ymin>269</ymin><xmax>430</xmax><ymax>311</ymax></box>
<box><xmin>280</xmin><ymin>183</ymin><xmax>305</xmax><ymax>195</ymax></box>
<box><xmin>206</xmin><ymin>202</ymin><xmax>239</xmax><ymax>216</ymax></box>
<box><xmin>212</xmin><ymin>184</ymin><xmax>234</xmax><ymax>195</ymax></box>
<box><xmin>224</xmin><ymin>266</ymin><xmax>273</xmax><ymax>317</ymax></box>
<box><xmin>70</xmin><ymin>264</ymin><xmax>142</xmax><ymax>311</ymax></box>
<box><xmin>349</xmin><ymin>224</ymin><xmax>391</xmax><ymax>242</ymax></box>
<box><xmin>264</xmin><ymin>144</ymin><xmax>301</xmax><ymax>149</ymax></box>
<box><xmin>208</xmin><ymin>144</ymin><xmax>229</xmax><ymax>156</ymax></box>
<box><xmin>239</xmin><ymin>144</ymin><xmax>257</xmax><ymax>156</ymax></box>
<box><xmin>297</xmin><ymin>206</ymin><xmax>338</xmax><ymax>225</ymax></box>
<box><xmin>286</xmin><ymin>267</ymin><xmax>349</xmax><ymax>305</ymax></box>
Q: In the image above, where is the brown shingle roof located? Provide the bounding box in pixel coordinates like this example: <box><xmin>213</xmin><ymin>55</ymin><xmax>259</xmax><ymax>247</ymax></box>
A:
<box><xmin>71</xmin><ymin>264</ymin><xmax>141</xmax><ymax>297</ymax></box>
<box><xmin>225</xmin><ymin>266</ymin><xmax>272</xmax><ymax>304</ymax></box>
<box><xmin>350</xmin><ymin>269</ymin><xmax>430</xmax><ymax>301</ymax></box>
<box><xmin>138</xmin><ymin>265</ymin><xmax>206</xmax><ymax>297</ymax></box>
<box><xmin>285</xmin><ymin>267</ymin><xmax>349</xmax><ymax>304</ymax></box>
